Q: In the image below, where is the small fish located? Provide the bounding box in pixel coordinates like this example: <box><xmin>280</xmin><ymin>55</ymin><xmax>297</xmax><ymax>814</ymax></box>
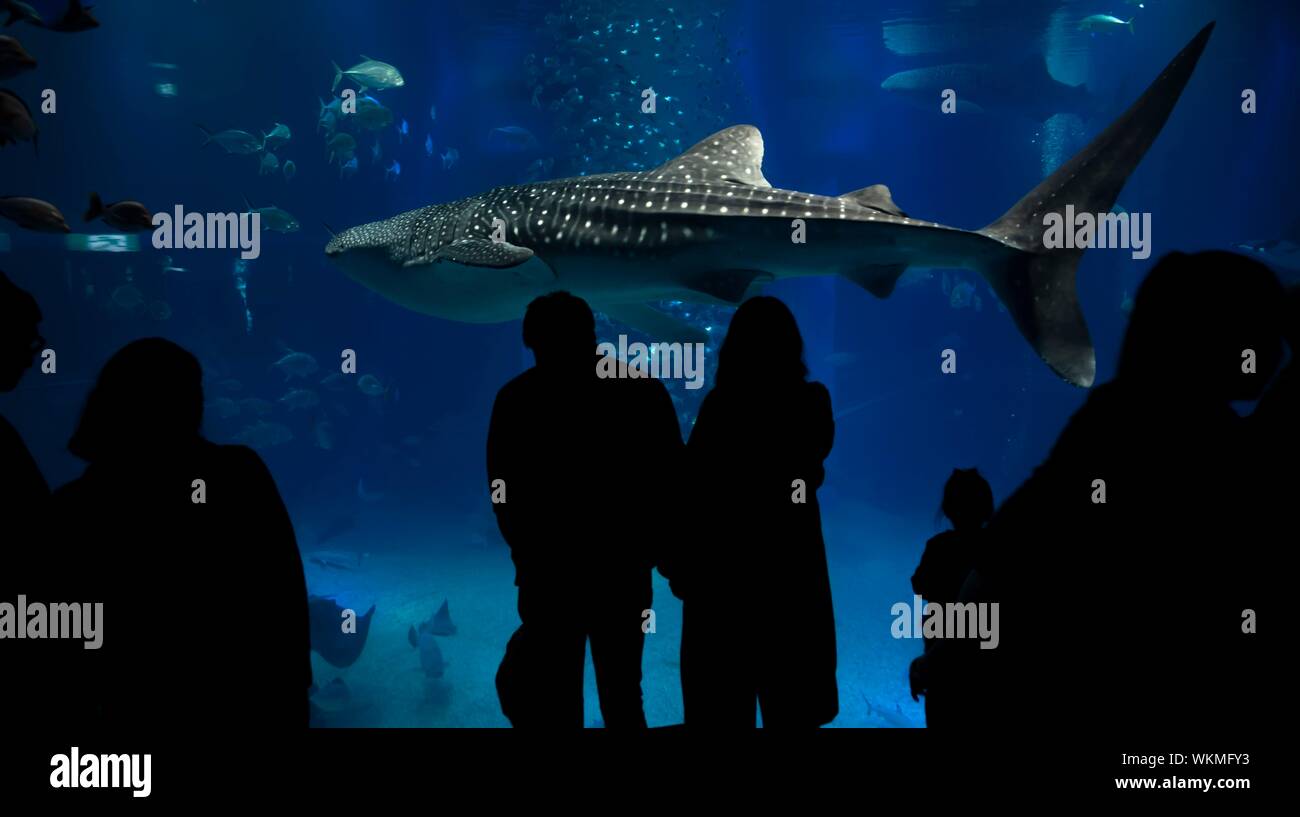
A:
<box><xmin>1</xmin><ymin>1</ymin><xmax>43</xmax><ymax>28</ymax></box>
<box><xmin>242</xmin><ymin>196</ymin><xmax>299</xmax><ymax>233</ymax></box>
<box><xmin>314</xmin><ymin>515</ymin><xmax>355</xmax><ymax>545</ymax></box>
<box><xmin>40</xmin><ymin>0</ymin><xmax>98</xmax><ymax>32</ymax></box>
<box><xmin>320</xmin><ymin>372</ymin><xmax>349</xmax><ymax>391</ymax></box>
<box><xmin>272</xmin><ymin>350</ymin><xmax>319</xmax><ymax>380</ymax></box>
<box><xmin>396</xmin><ymin>118</ymin><xmax>409</xmax><ymax>142</ymax></box>
<box><xmin>428</xmin><ymin>103</ymin><xmax>436</xmax><ymax>122</ymax></box>
<box><xmin>370</xmin><ymin>139</ymin><xmax>382</xmax><ymax>164</ymax></box>
<box><xmin>196</xmin><ymin>124</ymin><xmax>263</xmax><ymax>155</ymax></box>
<box><xmin>147</xmin><ymin>300</ymin><xmax>172</xmax><ymax>321</ymax></box>
<box><xmin>356</xmin><ymin>477</ymin><xmax>385</xmax><ymax>503</ymax></box>
<box><xmin>83</xmin><ymin>193</ymin><xmax>152</xmax><ymax>232</ymax></box>
<box><xmin>0</xmin><ymin>196</ymin><xmax>69</xmax><ymax>232</ymax></box>
<box><xmin>109</xmin><ymin>283</ymin><xmax>144</xmax><ymax>311</ymax></box>
<box><xmin>1120</xmin><ymin>289</ymin><xmax>1134</xmax><ymax>313</ymax></box>
<box><xmin>523</xmin><ymin>156</ymin><xmax>554</xmax><ymax>182</ymax></box>
<box><xmin>424</xmin><ymin>134</ymin><xmax>433</xmax><ymax>157</ymax></box>
<box><xmin>863</xmin><ymin>695</ymin><xmax>920</xmax><ymax>728</ymax></box>
<box><xmin>339</xmin><ymin>156</ymin><xmax>358</xmax><ymax>180</ymax></box>
<box><xmin>384</xmin><ymin>159</ymin><xmax>401</xmax><ymax>180</ymax></box>
<box><xmin>238</xmin><ymin>397</ymin><xmax>274</xmax><ymax>415</ymax></box>
<box><xmin>279</xmin><ymin>388</ymin><xmax>320</xmax><ymax>411</ymax></box>
<box><xmin>261</xmin><ymin>122</ymin><xmax>291</xmax><ymax>151</ymax></box>
<box><xmin>1079</xmin><ymin>14</ymin><xmax>1134</xmax><ymax>34</ymax></box>
<box><xmin>440</xmin><ymin>147</ymin><xmax>458</xmax><ymax>169</ymax></box>
<box><xmin>326</xmin><ymin>131</ymin><xmax>356</xmax><ymax>163</ymax></box>
<box><xmin>949</xmin><ymin>280</ymin><xmax>976</xmax><ymax>310</ymax></box>
<box><xmin>313</xmin><ymin>416</ymin><xmax>335</xmax><ymax>449</ymax></box>
<box><xmin>317</xmin><ymin>96</ymin><xmax>343</xmax><ymax>134</ymax></box>
<box><xmin>282</xmin><ymin>159</ymin><xmax>296</xmax><ymax>181</ymax></box>
<box><xmin>206</xmin><ymin>396</ymin><xmax>240</xmax><ymax>419</ymax></box>
<box><xmin>0</xmin><ymin>34</ymin><xmax>36</xmax><ymax>79</ymax></box>
<box><xmin>352</xmin><ymin>95</ymin><xmax>394</xmax><ymax>131</ymax></box>
<box><xmin>487</xmin><ymin>125</ymin><xmax>540</xmax><ymax>152</ymax></box>
<box><xmin>306</xmin><ymin>549</ymin><xmax>366</xmax><ymax>570</ymax></box>
<box><xmin>232</xmin><ymin>420</ymin><xmax>294</xmax><ymax>449</ymax></box>
<box><xmin>0</xmin><ymin>88</ymin><xmax>37</xmax><ymax>153</ymax></box>
<box><xmin>331</xmin><ymin>55</ymin><xmax>405</xmax><ymax>93</ymax></box>
<box><xmin>259</xmin><ymin>151</ymin><xmax>280</xmax><ymax>175</ymax></box>
<box><xmin>356</xmin><ymin>373</ymin><xmax>389</xmax><ymax>397</ymax></box>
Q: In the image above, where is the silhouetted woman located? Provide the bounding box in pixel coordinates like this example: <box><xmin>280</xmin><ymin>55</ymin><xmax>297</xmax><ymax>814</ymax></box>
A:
<box><xmin>910</xmin><ymin>468</ymin><xmax>992</xmax><ymax>727</ymax></box>
<box><xmin>669</xmin><ymin>296</ymin><xmax>836</xmax><ymax>727</ymax></box>
<box><xmin>52</xmin><ymin>338</ymin><xmax>311</xmax><ymax>730</ymax></box>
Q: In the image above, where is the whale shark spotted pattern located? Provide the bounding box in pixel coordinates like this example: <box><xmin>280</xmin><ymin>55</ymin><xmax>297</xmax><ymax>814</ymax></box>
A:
<box><xmin>326</xmin><ymin>24</ymin><xmax>1216</xmax><ymax>387</ymax></box>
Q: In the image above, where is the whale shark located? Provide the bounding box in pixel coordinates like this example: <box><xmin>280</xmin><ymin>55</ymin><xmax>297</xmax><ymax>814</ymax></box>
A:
<box><xmin>326</xmin><ymin>23</ymin><xmax>1215</xmax><ymax>387</ymax></box>
<box><xmin>880</xmin><ymin>55</ymin><xmax>1094</xmax><ymax>121</ymax></box>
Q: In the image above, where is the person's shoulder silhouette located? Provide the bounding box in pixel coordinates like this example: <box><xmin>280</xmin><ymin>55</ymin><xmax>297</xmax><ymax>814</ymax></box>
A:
<box><xmin>988</xmin><ymin>250</ymin><xmax>1285</xmax><ymax>730</ymax></box>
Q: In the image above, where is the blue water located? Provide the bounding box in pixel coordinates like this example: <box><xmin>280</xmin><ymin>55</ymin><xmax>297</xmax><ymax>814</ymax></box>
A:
<box><xmin>3</xmin><ymin>0</ymin><xmax>1296</xmax><ymax>726</ymax></box>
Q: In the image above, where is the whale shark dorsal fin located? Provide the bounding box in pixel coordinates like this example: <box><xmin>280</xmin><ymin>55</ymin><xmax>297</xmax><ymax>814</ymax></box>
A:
<box><xmin>841</xmin><ymin>184</ymin><xmax>908</xmax><ymax>218</ymax></box>
<box><xmin>652</xmin><ymin>125</ymin><xmax>772</xmax><ymax>188</ymax></box>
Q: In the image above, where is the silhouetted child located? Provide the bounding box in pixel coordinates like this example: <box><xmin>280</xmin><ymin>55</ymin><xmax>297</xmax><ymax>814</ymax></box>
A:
<box><xmin>911</xmin><ymin>468</ymin><xmax>993</xmax><ymax>625</ymax></box>
<box><xmin>908</xmin><ymin>468</ymin><xmax>992</xmax><ymax>729</ymax></box>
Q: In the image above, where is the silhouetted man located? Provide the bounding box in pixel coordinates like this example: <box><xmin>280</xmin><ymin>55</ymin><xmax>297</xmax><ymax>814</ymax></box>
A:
<box><xmin>487</xmin><ymin>292</ymin><xmax>681</xmax><ymax>728</ymax></box>
<box><xmin>0</xmin><ymin>270</ymin><xmax>50</xmax><ymax>729</ymax></box>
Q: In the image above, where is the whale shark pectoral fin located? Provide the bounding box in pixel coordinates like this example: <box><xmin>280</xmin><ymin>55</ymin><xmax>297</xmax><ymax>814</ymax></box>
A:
<box><xmin>414</xmin><ymin>237</ymin><xmax>538</xmax><ymax>269</ymax></box>
<box><xmin>599</xmin><ymin>304</ymin><xmax>709</xmax><ymax>345</ymax></box>
<box><xmin>843</xmin><ymin>263</ymin><xmax>908</xmax><ymax>299</ymax></box>
<box><xmin>840</xmin><ymin>184</ymin><xmax>908</xmax><ymax>218</ymax></box>
<box><xmin>407</xmin><ymin>249</ymin><xmax>556</xmax><ymax>287</ymax></box>
<box><xmin>684</xmin><ymin>269</ymin><xmax>774</xmax><ymax>304</ymax></box>
<box><xmin>653</xmin><ymin>124</ymin><xmax>772</xmax><ymax>188</ymax></box>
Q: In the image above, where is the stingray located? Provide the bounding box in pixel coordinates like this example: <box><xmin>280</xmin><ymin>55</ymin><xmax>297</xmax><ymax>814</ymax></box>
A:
<box><xmin>410</xmin><ymin>629</ymin><xmax>447</xmax><ymax>679</ymax></box>
<box><xmin>308</xmin><ymin>594</ymin><xmax>375</xmax><ymax>668</ymax></box>
<box><xmin>408</xmin><ymin>598</ymin><xmax>456</xmax><ymax>641</ymax></box>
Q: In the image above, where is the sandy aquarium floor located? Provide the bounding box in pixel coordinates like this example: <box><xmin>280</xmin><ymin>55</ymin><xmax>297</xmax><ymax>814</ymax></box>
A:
<box><xmin>301</xmin><ymin>502</ymin><xmax>930</xmax><ymax>728</ymax></box>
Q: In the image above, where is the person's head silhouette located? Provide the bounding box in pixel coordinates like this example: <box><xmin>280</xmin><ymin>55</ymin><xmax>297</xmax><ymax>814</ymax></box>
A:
<box><xmin>940</xmin><ymin>467</ymin><xmax>994</xmax><ymax>532</ymax></box>
<box><xmin>522</xmin><ymin>291</ymin><xmax>596</xmax><ymax>370</ymax></box>
<box><xmin>716</xmin><ymin>296</ymin><xmax>808</xmax><ymax>388</ymax></box>
<box><xmin>68</xmin><ymin>338</ymin><xmax>205</xmax><ymax>463</ymax></box>
<box><xmin>1118</xmin><ymin>251</ymin><xmax>1284</xmax><ymax>402</ymax></box>
<box><xmin>0</xmin><ymin>270</ymin><xmax>43</xmax><ymax>393</ymax></box>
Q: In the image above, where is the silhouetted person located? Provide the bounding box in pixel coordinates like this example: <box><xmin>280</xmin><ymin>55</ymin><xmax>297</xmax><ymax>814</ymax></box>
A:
<box><xmin>910</xmin><ymin>468</ymin><xmax>992</xmax><ymax>727</ymax></box>
<box><xmin>487</xmin><ymin>292</ymin><xmax>681</xmax><ymax>728</ymax></box>
<box><xmin>51</xmin><ymin>338</ymin><xmax>311</xmax><ymax>730</ymax></box>
<box><xmin>0</xmin><ymin>270</ymin><xmax>51</xmax><ymax>730</ymax></box>
<box><xmin>664</xmin><ymin>296</ymin><xmax>837</xmax><ymax>727</ymax></box>
<box><xmin>979</xmin><ymin>251</ymin><xmax>1284</xmax><ymax>731</ymax></box>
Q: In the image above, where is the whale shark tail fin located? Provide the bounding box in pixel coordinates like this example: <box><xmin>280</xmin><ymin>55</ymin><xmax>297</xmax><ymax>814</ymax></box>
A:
<box><xmin>975</xmin><ymin>22</ymin><xmax>1214</xmax><ymax>387</ymax></box>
